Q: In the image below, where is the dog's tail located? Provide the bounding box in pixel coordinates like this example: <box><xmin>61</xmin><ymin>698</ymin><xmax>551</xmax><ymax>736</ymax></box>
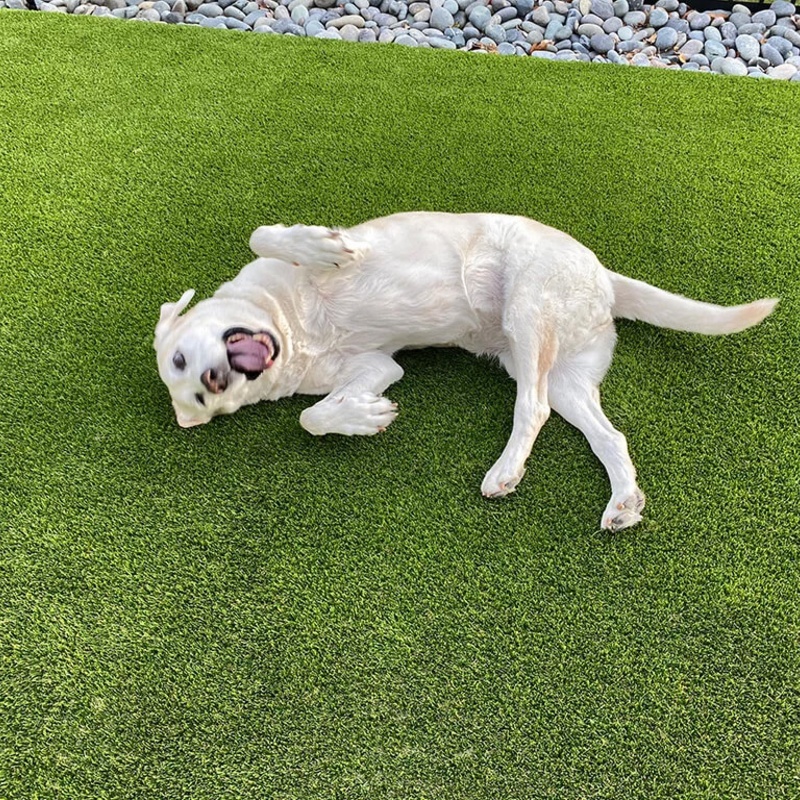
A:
<box><xmin>609</xmin><ymin>272</ymin><xmax>778</xmax><ymax>335</ymax></box>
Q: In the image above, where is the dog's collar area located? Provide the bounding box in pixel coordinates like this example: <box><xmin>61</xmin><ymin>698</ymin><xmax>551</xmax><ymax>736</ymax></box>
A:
<box><xmin>223</xmin><ymin>327</ymin><xmax>280</xmax><ymax>381</ymax></box>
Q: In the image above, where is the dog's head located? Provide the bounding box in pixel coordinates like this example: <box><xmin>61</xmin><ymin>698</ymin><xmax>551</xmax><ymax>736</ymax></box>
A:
<box><xmin>154</xmin><ymin>289</ymin><xmax>283</xmax><ymax>427</ymax></box>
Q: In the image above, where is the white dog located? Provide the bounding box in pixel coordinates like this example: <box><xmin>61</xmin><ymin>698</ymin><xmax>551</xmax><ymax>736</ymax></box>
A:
<box><xmin>154</xmin><ymin>212</ymin><xmax>776</xmax><ymax>531</ymax></box>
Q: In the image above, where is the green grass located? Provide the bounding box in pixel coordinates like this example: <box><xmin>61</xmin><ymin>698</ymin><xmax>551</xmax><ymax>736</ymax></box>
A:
<box><xmin>1</xmin><ymin>11</ymin><xmax>799</xmax><ymax>799</ymax></box>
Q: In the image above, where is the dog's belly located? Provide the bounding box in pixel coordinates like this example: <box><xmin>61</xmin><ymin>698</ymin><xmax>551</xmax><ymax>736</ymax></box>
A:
<box><xmin>323</xmin><ymin>215</ymin><xmax>503</xmax><ymax>352</ymax></box>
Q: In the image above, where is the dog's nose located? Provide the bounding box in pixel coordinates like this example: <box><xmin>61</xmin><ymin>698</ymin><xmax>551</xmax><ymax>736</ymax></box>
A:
<box><xmin>201</xmin><ymin>368</ymin><xmax>229</xmax><ymax>394</ymax></box>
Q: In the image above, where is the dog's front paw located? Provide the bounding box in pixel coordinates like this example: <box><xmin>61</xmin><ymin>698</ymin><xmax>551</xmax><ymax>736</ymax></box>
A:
<box><xmin>291</xmin><ymin>226</ymin><xmax>368</xmax><ymax>270</ymax></box>
<box><xmin>300</xmin><ymin>393</ymin><xmax>397</xmax><ymax>436</ymax></box>
<box><xmin>601</xmin><ymin>489</ymin><xmax>645</xmax><ymax>532</ymax></box>
<box><xmin>481</xmin><ymin>461</ymin><xmax>525</xmax><ymax>498</ymax></box>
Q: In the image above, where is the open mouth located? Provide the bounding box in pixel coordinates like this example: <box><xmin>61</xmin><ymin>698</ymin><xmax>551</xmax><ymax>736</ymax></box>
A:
<box><xmin>223</xmin><ymin>327</ymin><xmax>280</xmax><ymax>380</ymax></box>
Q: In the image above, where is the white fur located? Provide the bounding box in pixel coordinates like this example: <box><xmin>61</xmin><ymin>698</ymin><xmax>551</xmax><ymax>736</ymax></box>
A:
<box><xmin>154</xmin><ymin>212</ymin><xmax>777</xmax><ymax>531</ymax></box>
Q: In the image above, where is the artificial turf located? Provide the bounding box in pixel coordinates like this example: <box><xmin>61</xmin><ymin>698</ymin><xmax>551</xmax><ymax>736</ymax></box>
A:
<box><xmin>1</xmin><ymin>11</ymin><xmax>799</xmax><ymax>798</ymax></box>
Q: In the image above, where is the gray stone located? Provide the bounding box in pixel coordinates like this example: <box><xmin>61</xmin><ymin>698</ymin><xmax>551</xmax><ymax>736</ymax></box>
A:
<box><xmin>728</xmin><ymin>12</ymin><xmax>751</xmax><ymax>29</ymax></box>
<box><xmin>761</xmin><ymin>42</ymin><xmax>784</xmax><ymax>65</ymax></box>
<box><xmin>290</xmin><ymin>4</ymin><xmax>307</xmax><ymax>22</ymax></box>
<box><xmin>783</xmin><ymin>29</ymin><xmax>800</xmax><ymax>48</ymax></box>
<box><xmin>710</xmin><ymin>56</ymin><xmax>726</xmax><ymax>73</ymax></box>
<box><xmin>771</xmin><ymin>0</ymin><xmax>795</xmax><ymax>17</ymax></box>
<box><xmin>737</xmin><ymin>23</ymin><xmax>765</xmax><ymax>37</ymax></box>
<box><xmin>678</xmin><ymin>38</ymin><xmax>703</xmax><ymax>56</ymax></box>
<box><xmin>704</xmin><ymin>26</ymin><xmax>721</xmax><ymax>42</ymax></box>
<box><xmin>270</xmin><ymin>18</ymin><xmax>303</xmax><ymax>32</ymax></box>
<box><xmin>688</xmin><ymin>12</ymin><xmax>710</xmax><ymax>30</ymax></box>
<box><xmin>735</xmin><ymin>33</ymin><xmax>760</xmax><ymax>61</ymax></box>
<box><xmin>223</xmin><ymin>4</ymin><xmax>244</xmax><ymax>18</ymax></box>
<box><xmin>666</xmin><ymin>17</ymin><xmax>688</xmax><ymax>34</ymax></box>
<box><xmin>304</xmin><ymin>18</ymin><xmax>324</xmax><ymax>34</ymax></box>
<box><xmin>649</xmin><ymin>6</ymin><xmax>668</xmax><ymax>27</ymax></box>
<box><xmin>544</xmin><ymin>18</ymin><xmax>563</xmax><ymax>38</ymax></box>
<box><xmin>577</xmin><ymin>22</ymin><xmax>604</xmax><ymax>37</ymax></box>
<box><xmin>429</xmin><ymin>5</ymin><xmax>453</xmax><ymax>29</ymax></box>
<box><xmin>617</xmin><ymin>24</ymin><xmax>632</xmax><ymax>40</ymax></box>
<box><xmin>769</xmin><ymin>62</ymin><xmax>798</xmax><ymax>78</ymax></box>
<box><xmin>766</xmin><ymin>36</ymin><xmax>792</xmax><ymax>57</ymax></box>
<box><xmin>612</xmin><ymin>0</ymin><xmax>627</xmax><ymax>15</ymax></box>
<box><xmin>339</xmin><ymin>22</ymin><xmax>361</xmax><ymax>39</ymax></box>
<box><xmin>590</xmin><ymin>0</ymin><xmax>614</xmax><ymax>20</ymax></box>
<box><xmin>468</xmin><ymin>4</ymin><xmax>491</xmax><ymax>29</ymax></box>
<box><xmin>484</xmin><ymin>22</ymin><xmax>506</xmax><ymax>41</ymax></box>
<box><xmin>531</xmin><ymin>5</ymin><xmax>549</xmax><ymax>25</ymax></box>
<box><xmin>623</xmin><ymin>10</ymin><xmax>645</xmax><ymax>26</ymax></box>
<box><xmin>704</xmin><ymin>40</ymin><xmax>727</xmax><ymax>59</ymax></box>
<box><xmin>495</xmin><ymin>6</ymin><xmax>517</xmax><ymax>22</ymax></box>
<box><xmin>328</xmin><ymin>13</ymin><xmax>364</xmax><ymax>27</ymax></box>
<box><xmin>590</xmin><ymin>31</ymin><xmax>615</xmax><ymax>52</ymax></box>
<box><xmin>244</xmin><ymin>8</ymin><xmax>266</xmax><ymax>23</ymax></box>
<box><xmin>223</xmin><ymin>16</ymin><xmax>250</xmax><ymax>28</ymax></box>
<box><xmin>719</xmin><ymin>56</ymin><xmax>747</xmax><ymax>75</ymax></box>
<box><xmin>196</xmin><ymin>2</ymin><xmax>222</xmax><ymax>15</ymax></box>
<box><xmin>655</xmin><ymin>26</ymin><xmax>677</xmax><ymax>49</ymax></box>
<box><xmin>497</xmin><ymin>41</ymin><xmax>516</xmax><ymax>53</ymax></box>
<box><xmin>602</xmin><ymin>16</ymin><xmax>621</xmax><ymax>33</ymax></box>
<box><xmin>751</xmin><ymin>9</ymin><xmax>776</xmax><ymax>27</ymax></box>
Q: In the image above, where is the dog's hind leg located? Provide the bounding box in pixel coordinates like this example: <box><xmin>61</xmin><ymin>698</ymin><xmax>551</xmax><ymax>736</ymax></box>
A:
<box><xmin>481</xmin><ymin>322</ymin><xmax>556</xmax><ymax>498</ymax></box>
<box><xmin>548</xmin><ymin>347</ymin><xmax>644</xmax><ymax>531</ymax></box>
<box><xmin>249</xmin><ymin>224</ymin><xmax>369</xmax><ymax>271</ymax></box>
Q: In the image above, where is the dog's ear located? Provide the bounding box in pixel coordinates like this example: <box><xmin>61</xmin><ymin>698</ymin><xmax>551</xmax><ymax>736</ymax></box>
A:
<box><xmin>154</xmin><ymin>289</ymin><xmax>195</xmax><ymax>348</ymax></box>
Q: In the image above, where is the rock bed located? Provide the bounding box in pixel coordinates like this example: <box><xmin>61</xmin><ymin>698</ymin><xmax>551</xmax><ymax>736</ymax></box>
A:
<box><xmin>5</xmin><ymin>0</ymin><xmax>800</xmax><ymax>79</ymax></box>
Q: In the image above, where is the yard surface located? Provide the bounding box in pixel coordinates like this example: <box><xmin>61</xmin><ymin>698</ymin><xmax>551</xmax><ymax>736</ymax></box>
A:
<box><xmin>1</xmin><ymin>12</ymin><xmax>798</xmax><ymax>798</ymax></box>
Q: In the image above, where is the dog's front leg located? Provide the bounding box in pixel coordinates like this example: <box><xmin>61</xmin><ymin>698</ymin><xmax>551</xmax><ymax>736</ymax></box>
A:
<box><xmin>300</xmin><ymin>352</ymin><xmax>403</xmax><ymax>436</ymax></box>
<box><xmin>249</xmin><ymin>224</ymin><xmax>369</xmax><ymax>271</ymax></box>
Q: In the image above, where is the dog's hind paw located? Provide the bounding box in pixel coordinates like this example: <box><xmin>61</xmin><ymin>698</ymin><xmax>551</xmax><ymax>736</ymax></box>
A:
<box><xmin>481</xmin><ymin>462</ymin><xmax>525</xmax><ymax>498</ymax></box>
<box><xmin>601</xmin><ymin>489</ymin><xmax>645</xmax><ymax>532</ymax></box>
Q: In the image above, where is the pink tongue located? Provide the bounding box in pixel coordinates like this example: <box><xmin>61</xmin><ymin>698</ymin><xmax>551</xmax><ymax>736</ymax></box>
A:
<box><xmin>227</xmin><ymin>338</ymin><xmax>270</xmax><ymax>373</ymax></box>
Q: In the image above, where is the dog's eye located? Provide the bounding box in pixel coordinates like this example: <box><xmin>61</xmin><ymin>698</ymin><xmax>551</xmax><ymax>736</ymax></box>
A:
<box><xmin>173</xmin><ymin>352</ymin><xmax>186</xmax><ymax>371</ymax></box>
<box><xmin>195</xmin><ymin>393</ymin><xmax>205</xmax><ymax>407</ymax></box>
